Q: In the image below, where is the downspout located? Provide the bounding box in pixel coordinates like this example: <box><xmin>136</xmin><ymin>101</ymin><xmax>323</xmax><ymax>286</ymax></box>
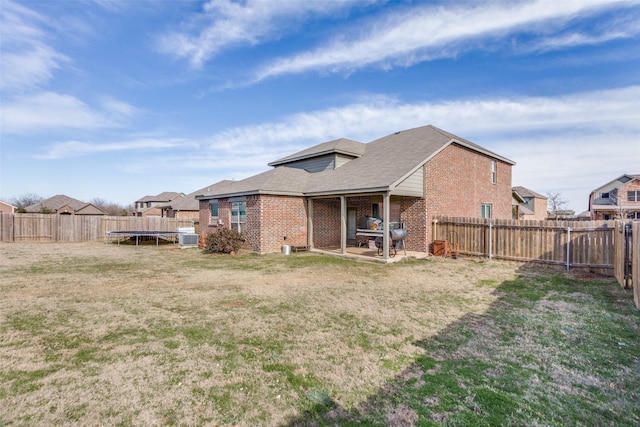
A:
<box><xmin>383</xmin><ymin>192</ymin><xmax>391</xmax><ymax>260</ymax></box>
<box><xmin>307</xmin><ymin>198</ymin><xmax>313</xmax><ymax>249</ymax></box>
<box><xmin>340</xmin><ymin>196</ymin><xmax>347</xmax><ymax>255</ymax></box>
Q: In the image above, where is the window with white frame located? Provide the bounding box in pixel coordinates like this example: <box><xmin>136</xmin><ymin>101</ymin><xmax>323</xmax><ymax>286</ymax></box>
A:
<box><xmin>481</xmin><ymin>203</ymin><xmax>492</xmax><ymax>219</ymax></box>
<box><xmin>230</xmin><ymin>200</ymin><xmax>246</xmax><ymax>232</ymax></box>
<box><xmin>627</xmin><ymin>191</ymin><xmax>640</xmax><ymax>202</ymax></box>
<box><xmin>209</xmin><ymin>200</ymin><xmax>218</xmax><ymax>223</ymax></box>
<box><xmin>491</xmin><ymin>160</ymin><xmax>497</xmax><ymax>184</ymax></box>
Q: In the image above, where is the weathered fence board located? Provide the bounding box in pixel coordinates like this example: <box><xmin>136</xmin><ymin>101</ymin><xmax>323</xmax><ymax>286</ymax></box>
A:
<box><xmin>633</xmin><ymin>221</ymin><xmax>639</xmax><ymax>309</ymax></box>
<box><xmin>435</xmin><ymin>216</ymin><xmax>615</xmax><ymax>274</ymax></box>
<box><xmin>0</xmin><ymin>214</ymin><xmax>194</xmax><ymax>243</ymax></box>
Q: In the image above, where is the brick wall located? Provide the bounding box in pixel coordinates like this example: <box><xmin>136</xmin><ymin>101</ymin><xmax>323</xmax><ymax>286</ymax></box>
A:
<box><xmin>254</xmin><ymin>195</ymin><xmax>307</xmax><ymax>253</ymax></box>
<box><xmin>312</xmin><ymin>198</ymin><xmax>341</xmax><ymax>248</ymax></box>
<box><xmin>199</xmin><ymin>196</ymin><xmax>307</xmax><ymax>253</ymax></box>
<box><xmin>425</xmin><ymin>143</ymin><xmax>512</xmax><ymax>244</ymax></box>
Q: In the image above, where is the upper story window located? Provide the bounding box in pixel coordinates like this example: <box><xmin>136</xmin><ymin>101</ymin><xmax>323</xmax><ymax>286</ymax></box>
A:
<box><xmin>491</xmin><ymin>160</ymin><xmax>497</xmax><ymax>184</ymax></box>
<box><xmin>601</xmin><ymin>192</ymin><xmax>610</xmax><ymax>199</ymax></box>
<box><xmin>628</xmin><ymin>191</ymin><xmax>640</xmax><ymax>202</ymax></box>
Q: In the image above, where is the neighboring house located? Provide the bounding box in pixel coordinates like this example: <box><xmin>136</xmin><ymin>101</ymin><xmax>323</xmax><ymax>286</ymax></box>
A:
<box><xmin>166</xmin><ymin>181</ymin><xmax>233</xmax><ymax>228</ymax></box>
<box><xmin>512</xmin><ymin>186</ymin><xmax>548</xmax><ymax>220</ymax></box>
<box><xmin>0</xmin><ymin>200</ymin><xmax>17</xmax><ymax>214</ymax></box>
<box><xmin>196</xmin><ymin>124</ymin><xmax>515</xmax><ymax>257</ymax></box>
<box><xmin>24</xmin><ymin>195</ymin><xmax>106</xmax><ymax>215</ymax></box>
<box><xmin>134</xmin><ymin>192</ymin><xmax>184</xmax><ymax>217</ymax></box>
<box><xmin>588</xmin><ymin>174</ymin><xmax>640</xmax><ymax>220</ymax></box>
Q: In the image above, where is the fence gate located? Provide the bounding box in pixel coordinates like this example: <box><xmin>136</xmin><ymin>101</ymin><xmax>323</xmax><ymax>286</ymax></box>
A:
<box><xmin>614</xmin><ymin>221</ymin><xmax>634</xmax><ymax>291</ymax></box>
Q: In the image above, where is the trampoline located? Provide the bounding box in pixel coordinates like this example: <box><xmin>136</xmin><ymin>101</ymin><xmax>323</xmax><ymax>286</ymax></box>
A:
<box><xmin>105</xmin><ymin>230</ymin><xmax>181</xmax><ymax>246</ymax></box>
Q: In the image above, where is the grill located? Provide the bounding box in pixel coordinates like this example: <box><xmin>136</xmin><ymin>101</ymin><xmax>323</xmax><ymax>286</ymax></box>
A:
<box><xmin>374</xmin><ymin>229</ymin><xmax>407</xmax><ymax>257</ymax></box>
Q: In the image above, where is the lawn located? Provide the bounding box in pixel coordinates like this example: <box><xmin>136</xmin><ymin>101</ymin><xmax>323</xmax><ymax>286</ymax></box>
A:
<box><xmin>0</xmin><ymin>242</ymin><xmax>638</xmax><ymax>426</ymax></box>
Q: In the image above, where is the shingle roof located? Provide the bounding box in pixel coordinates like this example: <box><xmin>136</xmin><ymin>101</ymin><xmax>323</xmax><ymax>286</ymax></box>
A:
<box><xmin>136</xmin><ymin>191</ymin><xmax>183</xmax><ymax>203</ymax></box>
<box><xmin>269</xmin><ymin>138</ymin><xmax>366</xmax><ymax>166</ymax></box>
<box><xmin>25</xmin><ymin>194</ymin><xmax>86</xmax><ymax>212</ymax></box>
<box><xmin>512</xmin><ymin>186</ymin><xmax>547</xmax><ymax>199</ymax></box>
<box><xmin>199</xmin><ymin>124</ymin><xmax>515</xmax><ymax>199</ymax></box>
<box><xmin>171</xmin><ymin>181</ymin><xmax>233</xmax><ymax>210</ymax></box>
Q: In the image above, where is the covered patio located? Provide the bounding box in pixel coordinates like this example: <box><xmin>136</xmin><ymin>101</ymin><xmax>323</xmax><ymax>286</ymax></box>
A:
<box><xmin>310</xmin><ymin>244</ymin><xmax>429</xmax><ymax>263</ymax></box>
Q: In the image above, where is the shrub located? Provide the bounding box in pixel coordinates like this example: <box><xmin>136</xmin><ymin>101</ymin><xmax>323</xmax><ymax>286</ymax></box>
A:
<box><xmin>204</xmin><ymin>228</ymin><xmax>246</xmax><ymax>254</ymax></box>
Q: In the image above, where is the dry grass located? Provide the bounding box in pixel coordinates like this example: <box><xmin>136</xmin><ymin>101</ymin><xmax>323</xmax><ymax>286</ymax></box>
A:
<box><xmin>0</xmin><ymin>242</ymin><xmax>516</xmax><ymax>425</ymax></box>
<box><xmin>2</xmin><ymin>242</ymin><xmax>637</xmax><ymax>426</ymax></box>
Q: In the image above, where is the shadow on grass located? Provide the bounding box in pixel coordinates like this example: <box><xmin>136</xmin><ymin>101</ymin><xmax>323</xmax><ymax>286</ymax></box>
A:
<box><xmin>283</xmin><ymin>264</ymin><xmax>640</xmax><ymax>426</ymax></box>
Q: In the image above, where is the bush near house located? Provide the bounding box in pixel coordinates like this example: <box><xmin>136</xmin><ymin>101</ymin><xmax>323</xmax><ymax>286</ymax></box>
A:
<box><xmin>203</xmin><ymin>228</ymin><xmax>246</xmax><ymax>254</ymax></box>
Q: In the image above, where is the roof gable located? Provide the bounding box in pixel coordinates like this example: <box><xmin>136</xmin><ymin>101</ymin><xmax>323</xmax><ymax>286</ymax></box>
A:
<box><xmin>268</xmin><ymin>138</ymin><xmax>366</xmax><ymax>167</ymax></box>
<box><xmin>199</xmin><ymin>124</ymin><xmax>514</xmax><ymax>199</ymax></box>
<box><xmin>512</xmin><ymin>186</ymin><xmax>547</xmax><ymax>199</ymax></box>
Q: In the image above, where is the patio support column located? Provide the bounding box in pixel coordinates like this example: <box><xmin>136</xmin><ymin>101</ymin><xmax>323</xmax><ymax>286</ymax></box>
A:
<box><xmin>340</xmin><ymin>196</ymin><xmax>347</xmax><ymax>254</ymax></box>
<box><xmin>307</xmin><ymin>198</ymin><xmax>313</xmax><ymax>249</ymax></box>
<box><xmin>383</xmin><ymin>192</ymin><xmax>391</xmax><ymax>259</ymax></box>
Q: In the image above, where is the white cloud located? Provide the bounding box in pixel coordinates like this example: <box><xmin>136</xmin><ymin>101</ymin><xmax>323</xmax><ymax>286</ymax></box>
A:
<box><xmin>156</xmin><ymin>0</ymin><xmax>360</xmax><ymax>69</ymax></box>
<box><xmin>253</xmin><ymin>0</ymin><xmax>639</xmax><ymax>81</ymax></box>
<box><xmin>0</xmin><ymin>92</ymin><xmax>139</xmax><ymax>135</ymax></box>
<box><xmin>0</xmin><ymin>0</ymin><xmax>69</xmax><ymax>92</ymax></box>
<box><xmin>191</xmin><ymin>85</ymin><xmax>639</xmax><ymax>212</ymax></box>
<box><xmin>37</xmin><ymin>137</ymin><xmax>196</xmax><ymax>160</ymax></box>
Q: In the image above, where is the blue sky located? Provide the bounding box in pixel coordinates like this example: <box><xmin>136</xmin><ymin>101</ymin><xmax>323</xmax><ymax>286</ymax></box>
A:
<box><xmin>1</xmin><ymin>0</ymin><xmax>639</xmax><ymax>213</ymax></box>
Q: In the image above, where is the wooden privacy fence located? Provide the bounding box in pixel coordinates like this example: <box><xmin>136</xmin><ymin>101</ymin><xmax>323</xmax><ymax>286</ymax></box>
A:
<box><xmin>613</xmin><ymin>220</ymin><xmax>638</xmax><ymax>309</ymax></box>
<box><xmin>0</xmin><ymin>214</ymin><xmax>195</xmax><ymax>243</ymax></box>
<box><xmin>434</xmin><ymin>216</ymin><xmax>615</xmax><ymax>274</ymax></box>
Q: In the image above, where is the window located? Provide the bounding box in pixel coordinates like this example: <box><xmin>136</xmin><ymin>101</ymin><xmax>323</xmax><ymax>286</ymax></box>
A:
<box><xmin>209</xmin><ymin>200</ymin><xmax>218</xmax><ymax>221</ymax></box>
<box><xmin>601</xmin><ymin>192</ymin><xmax>610</xmax><ymax>199</ymax></box>
<box><xmin>491</xmin><ymin>160</ymin><xmax>497</xmax><ymax>184</ymax></box>
<box><xmin>371</xmin><ymin>203</ymin><xmax>380</xmax><ymax>219</ymax></box>
<box><xmin>230</xmin><ymin>200</ymin><xmax>246</xmax><ymax>232</ymax></box>
<box><xmin>481</xmin><ymin>204</ymin><xmax>492</xmax><ymax>219</ymax></box>
<box><xmin>628</xmin><ymin>191</ymin><xmax>640</xmax><ymax>202</ymax></box>
<box><xmin>627</xmin><ymin>212</ymin><xmax>640</xmax><ymax>220</ymax></box>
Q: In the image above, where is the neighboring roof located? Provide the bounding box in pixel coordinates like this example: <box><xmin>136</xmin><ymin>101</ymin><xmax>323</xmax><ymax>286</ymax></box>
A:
<box><xmin>198</xmin><ymin>124</ymin><xmax>515</xmax><ymax>200</ymax></box>
<box><xmin>26</xmin><ymin>195</ymin><xmax>83</xmax><ymax>212</ymax></box>
<box><xmin>518</xmin><ymin>205</ymin><xmax>535</xmax><ymax>215</ymax></box>
<box><xmin>198</xmin><ymin>168</ymin><xmax>311</xmax><ymax>199</ymax></box>
<box><xmin>0</xmin><ymin>200</ymin><xmax>17</xmax><ymax>208</ymax></box>
<box><xmin>136</xmin><ymin>191</ymin><xmax>183</xmax><ymax>203</ymax></box>
<box><xmin>269</xmin><ymin>138</ymin><xmax>366</xmax><ymax>167</ymax></box>
<box><xmin>24</xmin><ymin>194</ymin><xmax>106</xmax><ymax>215</ymax></box>
<box><xmin>171</xmin><ymin>181</ymin><xmax>233</xmax><ymax>210</ymax></box>
<box><xmin>512</xmin><ymin>186</ymin><xmax>547</xmax><ymax>199</ymax></box>
<box><xmin>512</xmin><ymin>190</ymin><xmax>525</xmax><ymax>204</ymax></box>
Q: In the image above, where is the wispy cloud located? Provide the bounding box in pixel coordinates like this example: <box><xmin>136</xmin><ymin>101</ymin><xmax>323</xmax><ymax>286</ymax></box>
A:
<box><xmin>156</xmin><ymin>0</ymin><xmax>360</xmax><ymax>69</ymax></box>
<box><xmin>37</xmin><ymin>137</ymin><xmax>196</xmax><ymax>160</ymax></box>
<box><xmin>0</xmin><ymin>92</ymin><xmax>139</xmax><ymax>135</ymax></box>
<box><xmin>0</xmin><ymin>0</ymin><xmax>69</xmax><ymax>92</ymax></box>
<box><xmin>201</xmin><ymin>86</ymin><xmax>640</xmax><ymax>150</ymax></box>
<box><xmin>253</xmin><ymin>0</ymin><xmax>639</xmax><ymax>82</ymax></box>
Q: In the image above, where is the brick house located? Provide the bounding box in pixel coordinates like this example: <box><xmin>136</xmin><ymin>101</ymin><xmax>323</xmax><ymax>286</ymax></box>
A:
<box><xmin>24</xmin><ymin>194</ymin><xmax>106</xmax><ymax>215</ymax></box>
<box><xmin>166</xmin><ymin>181</ymin><xmax>233</xmax><ymax>232</ymax></box>
<box><xmin>134</xmin><ymin>192</ymin><xmax>184</xmax><ymax>217</ymax></box>
<box><xmin>196</xmin><ymin>125</ymin><xmax>514</xmax><ymax>258</ymax></box>
<box><xmin>589</xmin><ymin>174</ymin><xmax>640</xmax><ymax>220</ymax></box>
<box><xmin>512</xmin><ymin>186</ymin><xmax>548</xmax><ymax>220</ymax></box>
<box><xmin>0</xmin><ymin>200</ymin><xmax>17</xmax><ymax>214</ymax></box>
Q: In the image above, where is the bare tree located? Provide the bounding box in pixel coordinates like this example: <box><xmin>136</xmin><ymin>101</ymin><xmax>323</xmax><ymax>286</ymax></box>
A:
<box><xmin>546</xmin><ymin>191</ymin><xmax>568</xmax><ymax>219</ymax></box>
<box><xmin>10</xmin><ymin>193</ymin><xmax>44</xmax><ymax>212</ymax></box>
<box><xmin>90</xmin><ymin>198</ymin><xmax>133</xmax><ymax>216</ymax></box>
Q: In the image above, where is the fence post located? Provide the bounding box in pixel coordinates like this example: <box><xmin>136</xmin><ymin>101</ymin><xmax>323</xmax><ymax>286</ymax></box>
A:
<box><xmin>488</xmin><ymin>222</ymin><xmax>492</xmax><ymax>260</ymax></box>
<box><xmin>566</xmin><ymin>227</ymin><xmax>571</xmax><ymax>271</ymax></box>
